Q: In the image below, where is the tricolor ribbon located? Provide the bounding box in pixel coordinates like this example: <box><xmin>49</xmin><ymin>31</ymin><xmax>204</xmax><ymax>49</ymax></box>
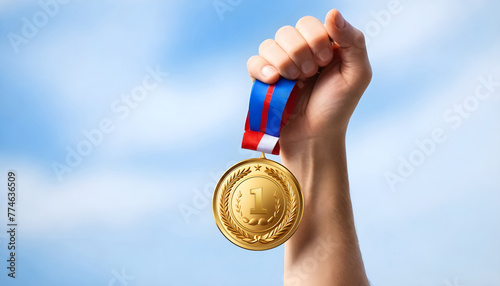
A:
<box><xmin>242</xmin><ymin>78</ymin><xmax>300</xmax><ymax>155</ymax></box>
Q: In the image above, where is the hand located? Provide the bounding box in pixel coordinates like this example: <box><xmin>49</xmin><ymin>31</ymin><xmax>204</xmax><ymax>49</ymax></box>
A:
<box><xmin>247</xmin><ymin>9</ymin><xmax>372</xmax><ymax>155</ymax></box>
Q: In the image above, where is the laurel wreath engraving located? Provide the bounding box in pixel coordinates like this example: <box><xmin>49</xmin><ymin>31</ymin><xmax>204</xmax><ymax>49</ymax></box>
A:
<box><xmin>235</xmin><ymin>189</ymin><xmax>280</xmax><ymax>226</ymax></box>
<box><xmin>219</xmin><ymin>166</ymin><xmax>298</xmax><ymax>244</ymax></box>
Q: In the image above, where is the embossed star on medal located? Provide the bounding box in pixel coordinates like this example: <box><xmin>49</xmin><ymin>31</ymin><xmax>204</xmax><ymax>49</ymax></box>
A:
<box><xmin>213</xmin><ymin>78</ymin><xmax>304</xmax><ymax>251</ymax></box>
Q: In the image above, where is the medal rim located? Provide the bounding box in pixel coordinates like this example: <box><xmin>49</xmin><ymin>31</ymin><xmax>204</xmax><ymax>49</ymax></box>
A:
<box><xmin>212</xmin><ymin>156</ymin><xmax>304</xmax><ymax>251</ymax></box>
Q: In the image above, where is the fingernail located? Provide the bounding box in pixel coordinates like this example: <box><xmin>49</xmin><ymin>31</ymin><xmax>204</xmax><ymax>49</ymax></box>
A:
<box><xmin>261</xmin><ymin>65</ymin><xmax>276</xmax><ymax>78</ymax></box>
<box><xmin>335</xmin><ymin>12</ymin><xmax>346</xmax><ymax>29</ymax></box>
<box><xmin>288</xmin><ymin>65</ymin><xmax>300</xmax><ymax>78</ymax></box>
<box><xmin>301</xmin><ymin>60</ymin><xmax>315</xmax><ymax>75</ymax></box>
<box><xmin>318</xmin><ymin>48</ymin><xmax>331</xmax><ymax>62</ymax></box>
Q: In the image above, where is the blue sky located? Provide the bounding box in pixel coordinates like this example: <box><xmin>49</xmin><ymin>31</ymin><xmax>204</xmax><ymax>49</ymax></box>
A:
<box><xmin>0</xmin><ymin>0</ymin><xmax>499</xmax><ymax>285</ymax></box>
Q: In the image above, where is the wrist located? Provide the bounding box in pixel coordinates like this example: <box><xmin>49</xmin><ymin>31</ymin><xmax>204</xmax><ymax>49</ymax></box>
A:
<box><xmin>280</xmin><ymin>134</ymin><xmax>348</xmax><ymax>197</ymax></box>
<box><xmin>280</xmin><ymin>133</ymin><xmax>346</xmax><ymax>169</ymax></box>
<box><xmin>281</xmin><ymin>131</ymin><xmax>360</xmax><ymax>246</ymax></box>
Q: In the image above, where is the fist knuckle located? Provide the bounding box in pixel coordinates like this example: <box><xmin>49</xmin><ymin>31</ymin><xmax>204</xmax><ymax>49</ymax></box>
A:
<box><xmin>275</xmin><ymin>25</ymin><xmax>295</xmax><ymax>40</ymax></box>
<box><xmin>365</xmin><ymin>66</ymin><xmax>373</xmax><ymax>83</ymax></box>
<box><xmin>288</xmin><ymin>42</ymin><xmax>308</xmax><ymax>60</ymax></box>
<box><xmin>246</xmin><ymin>55</ymin><xmax>258</xmax><ymax>68</ymax></box>
<box><xmin>356</xmin><ymin>65</ymin><xmax>372</xmax><ymax>87</ymax></box>
<box><xmin>295</xmin><ymin>15</ymin><xmax>317</xmax><ymax>28</ymax></box>
<box><xmin>259</xmin><ymin>39</ymin><xmax>275</xmax><ymax>54</ymax></box>
<box><xmin>275</xmin><ymin>58</ymin><xmax>292</xmax><ymax>73</ymax></box>
<box><xmin>306</xmin><ymin>35</ymin><xmax>325</xmax><ymax>50</ymax></box>
<box><xmin>353</xmin><ymin>29</ymin><xmax>367</xmax><ymax>49</ymax></box>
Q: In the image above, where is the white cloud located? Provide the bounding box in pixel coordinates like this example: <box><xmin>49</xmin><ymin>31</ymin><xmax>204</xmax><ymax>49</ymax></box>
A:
<box><xmin>6</xmin><ymin>162</ymin><xmax>188</xmax><ymax>234</ymax></box>
<box><xmin>363</xmin><ymin>0</ymin><xmax>483</xmax><ymax>62</ymax></box>
<box><xmin>106</xmin><ymin>71</ymin><xmax>249</xmax><ymax>152</ymax></box>
<box><xmin>17</xmin><ymin>1</ymin><xmax>177</xmax><ymax>114</ymax></box>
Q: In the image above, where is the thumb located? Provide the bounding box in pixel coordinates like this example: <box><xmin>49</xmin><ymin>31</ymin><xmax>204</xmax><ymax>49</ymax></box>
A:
<box><xmin>324</xmin><ymin>9</ymin><xmax>371</xmax><ymax>81</ymax></box>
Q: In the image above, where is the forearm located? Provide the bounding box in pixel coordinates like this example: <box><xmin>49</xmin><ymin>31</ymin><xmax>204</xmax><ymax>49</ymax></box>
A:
<box><xmin>281</xmin><ymin>135</ymin><xmax>369</xmax><ymax>286</ymax></box>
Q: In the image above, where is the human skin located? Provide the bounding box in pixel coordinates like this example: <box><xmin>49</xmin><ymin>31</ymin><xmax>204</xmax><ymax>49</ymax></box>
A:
<box><xmin>247</xmin><ymin>9</ymin><xmax>372</xmax><ymax>286</ymax></box>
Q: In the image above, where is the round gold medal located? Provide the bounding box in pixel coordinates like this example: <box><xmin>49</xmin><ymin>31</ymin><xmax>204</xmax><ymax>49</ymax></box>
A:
<box><xmin>213</xmin><ymin>153</ymin><xmax>304</xmax><ymax>250</ymax></box>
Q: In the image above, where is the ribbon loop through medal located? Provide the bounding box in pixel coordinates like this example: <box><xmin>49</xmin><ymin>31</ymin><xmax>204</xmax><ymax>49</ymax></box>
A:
<box><xmin>242</xmin><ymin>78</ymin><xmax>300</xmax><ymax>155</ymax></box>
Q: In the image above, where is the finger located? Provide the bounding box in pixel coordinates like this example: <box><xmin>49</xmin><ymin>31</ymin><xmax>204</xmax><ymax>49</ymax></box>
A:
<box><xmin>259</xmin><ymin>39</ymin><xmax>301</xmax><ymax>80</ymax></box>
<box><xmin>274</xmin><ymin>25</ymin><xmax>317</xmax><ymax>77</ymax></box>
<box><xmin>247</xmin><ymin>55</ymin><xmax>280</xmax><ymax>83</ymax></box>
<box><xmin>295</xmin><ymin>16</ymin><xmax>333</xmax><ymax>67</ymax></box>
<box><xmin>324</xmin><ymin>9</ymin><xmax>371</xmax><ymax>78</ymax></box>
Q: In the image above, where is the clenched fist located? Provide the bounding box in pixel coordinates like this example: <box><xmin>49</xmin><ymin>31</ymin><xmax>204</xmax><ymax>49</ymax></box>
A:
<box><xmin>247</xmin><ymin>9</ymin><xmax>372</xmax><ymax>157</ymax></box>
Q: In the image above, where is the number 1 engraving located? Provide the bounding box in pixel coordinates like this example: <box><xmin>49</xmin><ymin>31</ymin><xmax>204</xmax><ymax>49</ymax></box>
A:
<box><xmin>250</xmin><ymin>187</ymin><xmax>267</xmax><ymax>214</ymax></box>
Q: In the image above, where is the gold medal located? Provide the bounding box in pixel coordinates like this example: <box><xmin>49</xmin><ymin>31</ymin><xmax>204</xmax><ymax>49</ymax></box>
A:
<box><xmin>213</xmin><ymin>77</ymin><xmax>303</xmax><ymax>250</ymax></box>
<box><xmin>213</xmin><ymin>153</ymin><xmax>304</xmax><ymax>250</ymax></box>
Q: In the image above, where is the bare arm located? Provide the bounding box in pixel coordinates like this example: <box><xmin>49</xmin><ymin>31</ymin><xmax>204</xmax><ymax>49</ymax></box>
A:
<box><xmin>282</xmin><ymin>137</ymin><xmax>369</xmax><ymax>285</ymax></box>
<box><xmin>247</xmin><ymin>9</ymin><xmax>372</xmax><ymax>285</ymax></box>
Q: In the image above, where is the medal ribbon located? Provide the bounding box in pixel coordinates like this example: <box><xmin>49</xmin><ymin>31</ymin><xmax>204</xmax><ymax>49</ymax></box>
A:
<box><xmin>242</xmin><ymin>78</ymin><xmax>300</xmax><ymax>155</ymax></box>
